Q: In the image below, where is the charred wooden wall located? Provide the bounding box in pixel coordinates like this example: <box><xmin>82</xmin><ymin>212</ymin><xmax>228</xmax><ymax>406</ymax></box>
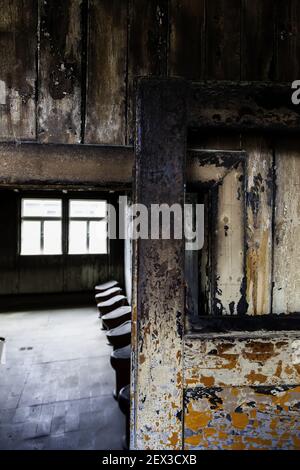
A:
<box><xmin>1</xmin><ymin>0</ymin><xmax>300</xmax><ymax>145</ymax></box>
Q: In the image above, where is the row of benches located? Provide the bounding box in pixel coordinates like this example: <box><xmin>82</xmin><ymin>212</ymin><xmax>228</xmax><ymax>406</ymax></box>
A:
<box><xmin>94</xmin><ymin>280</ymin><xmax>131</xmax><ymax>449</ymax></box>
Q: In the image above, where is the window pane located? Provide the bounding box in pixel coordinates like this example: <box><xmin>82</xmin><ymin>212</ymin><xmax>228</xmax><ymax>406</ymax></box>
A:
<box><xmin>89</xmin><ymin>220</ymin><xmax>107</xmax><ymax>254</ymax></box>
<box><xmin>43</xmin><ymin>221</ymin><xmax>62</xmax><ymax>254</ymax></box>
<box><xmin>69</xmin><ymin>200</ymin><xmax>106</xmax><ymax>218</ymax></box>
<box><xmin>22</xmin><ymin>199</ymin><xmax>62</xmax><ymax>218</ymax></box>
<box><xmin>69</xmin><ymin>221</ymin><xmax>87</xmax><ymax>254</ymax></box>
<box><xmin>21</xmin><ymin>221</ymin><xmax>41</xmax><ymax>255</ymax></box>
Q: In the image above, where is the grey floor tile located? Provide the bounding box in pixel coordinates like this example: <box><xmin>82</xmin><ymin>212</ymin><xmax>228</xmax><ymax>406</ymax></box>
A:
<box><xmin>0</xmin><ymin>306</ymin><xmax>123</xmax><ymax>450</ymax></box>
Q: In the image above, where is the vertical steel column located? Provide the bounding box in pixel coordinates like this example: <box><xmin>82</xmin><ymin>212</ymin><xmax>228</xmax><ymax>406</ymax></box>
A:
<box><xmin>131</xmin><ymin>78</ymin><xmax>187</xmax><ymax>450</ymax></box>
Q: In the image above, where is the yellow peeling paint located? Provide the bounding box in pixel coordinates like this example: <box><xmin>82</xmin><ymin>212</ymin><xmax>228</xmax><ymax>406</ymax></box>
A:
<box><xmin>231</xmin><ymin>412</ymin><xmax>249</xmax><ymax>430</ymax></box>
<box><xmin>245</xmin><ymin>370</ymin><xmax>267</xmax><ymax>384</ymax></box>
<box><xmin>200</xmin><ymin>375</ymin><xmax>215</xmax><ymax>387</ymax></box>
<box><xmin>185</xmin><ymin>434</ymin><xmax>202</xmax><ymax>446</ymax></box>
<box><xmin>168</xmin><ymin>432</ymin><xmax>179</xmax><ymax>448</ymax></box>
<box><xmin>203</xmin><ymin>427</ymin><xmax>216</xmax><ymax>438</ymax></box>
<box><xmin>185</xmin><ymin>406</ymin><xmax>211</xmax><ymax>431</ymax></box>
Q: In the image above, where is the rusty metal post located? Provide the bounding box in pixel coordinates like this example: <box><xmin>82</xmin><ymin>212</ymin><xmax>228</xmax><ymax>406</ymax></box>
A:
<box><xmin>131</xmin><ymin>78</ymin><xmax>187</xmax><ymax>449</ymax></box>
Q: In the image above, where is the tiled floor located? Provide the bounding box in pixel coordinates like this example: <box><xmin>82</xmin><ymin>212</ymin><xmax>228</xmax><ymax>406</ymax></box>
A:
<box><xmin>0</xmin><ymin>306</ymin><xmax>124</xmax><ymax>450</ymax></box>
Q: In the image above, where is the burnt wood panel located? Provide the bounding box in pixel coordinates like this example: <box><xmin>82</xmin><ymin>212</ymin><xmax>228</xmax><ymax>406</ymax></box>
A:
<box><xmin>241</xmin><ymin>0</ymin><xmax>276</xmax><ymax>81</ymax></box>
<box><xmin>211</xmin><ymin>163</ymin><xmax>245</xmax><ymax>316</ymax></box>
<box><xmin>189</xmin><ymin>81</ymin><xmax>300</xmax><ymax>132</ymax></box>
<box><xmin>277</xmin><ymin>0</ymin><xmax>300</xmax><ymax>81</ymax></box>
<box><xmin>0</xmin><ymin>0</ymin><xmax>37</xmax><ymax>141</ymax></box>
<box><xmin>127</xmin><ymin>0</ymin><xmax>168</xmax><ymax>145</ymax></box>
<box><xmin>38</xmin><ymin>0</ymin><xmax>82</xmax><ymax>143</ymax></box>
<box><xmin>243</xmin><ymin>135</ymin><xmax>273</xmax><ymax>316</ymax></box>
<box><xmin>85</xmin><ymin>0</ymin><xmax>127</xmax><ymax>145</ymax></box>
<box><xmin>273</xmin><ymin>140</ymin><xmax>300</xmax><ymax>314</ymax></box>
<box><xmin>205</xmin><ymin>0</ymin><xmax>241</xmax><ymax>80</ymax></box>
<box><xmin>169</xmin><ymin>0</ymin><xmax>205</xmax><ymax>79</ymax></box>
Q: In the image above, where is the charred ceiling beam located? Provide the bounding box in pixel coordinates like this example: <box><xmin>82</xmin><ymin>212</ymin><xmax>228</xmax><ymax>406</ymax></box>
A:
<box><xmin>0</xmin><ymin>142</ymin><xmax>133</xmax><ymax>190</ymax></box>
<box><xmin>0</xmin><ymin>142</ymin><xmax>245</xmax><ymax>189</ymax></box>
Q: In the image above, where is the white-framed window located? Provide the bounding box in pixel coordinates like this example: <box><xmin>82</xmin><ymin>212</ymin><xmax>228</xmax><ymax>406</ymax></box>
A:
<box><xmin>21</xmin><ymin>198</ymin><xmax>62</xmax><ymax>255</ymax></box>
<box><xmin>68</xmin><ymin>200</ymin><xmax>108</xmax><ymax>255</ymax></box>
<box><xmin>20</xmin><ymin>197</ymin><xmax>108</xmax><ymax>256</ymax></box>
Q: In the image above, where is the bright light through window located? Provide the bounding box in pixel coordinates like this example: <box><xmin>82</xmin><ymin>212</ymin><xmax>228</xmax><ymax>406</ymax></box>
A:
<box><xmin>68</xmin><ymin>200</ymin><xmax>107</xmax><ymax>254</ymax></box>
<box><xmin>20</xmin><ymin>198</ymin><xmax>108</xmax><ymax>256</ymax></box>
<box><xmin>21</xmin><ymin>199</ymin><xmax>62</xmax><ymax>255</ymax></box>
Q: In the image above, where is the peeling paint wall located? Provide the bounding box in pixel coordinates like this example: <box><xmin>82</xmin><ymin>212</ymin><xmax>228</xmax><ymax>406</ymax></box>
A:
<box><xmin>183</xmin><ymin>334</ymin><xmax>300</xmax><ymax>449</ymax></box>
<box><xmin>184</xmin><ymin>385</ymin><xmax>300</xmax><ymax>450</ymax></box>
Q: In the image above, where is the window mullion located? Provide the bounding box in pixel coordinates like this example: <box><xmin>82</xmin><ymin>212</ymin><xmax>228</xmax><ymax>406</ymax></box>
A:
<box><xmin>41</xmin><ymin>220</ymin><xmax>44</xmax><ymax>254</ymax></box>
<box><xmin>87</xmin><ymin>220</ymin><xmax>90</xmax><ymax>254</ymax></box>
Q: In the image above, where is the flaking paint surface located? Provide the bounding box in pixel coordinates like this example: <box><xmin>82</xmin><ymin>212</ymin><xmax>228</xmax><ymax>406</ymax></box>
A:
<box><xmin>184</xmin><ymin>385</ymin><xmax>300</xmax><ymax>450</ymax></box>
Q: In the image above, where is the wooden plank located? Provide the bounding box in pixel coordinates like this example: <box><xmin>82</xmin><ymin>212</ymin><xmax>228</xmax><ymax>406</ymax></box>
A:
<box><xmin>205</xmin><ymin>0</ymin><xmax>241</xmax><ymax>80</ymax></box>
<box><xmin>187</xmin><ymin>149</ymin><xmax>246</xmax><ymax>186</ymax></box>
<box><xmin>0</xmin><ymin>0</ymin><xmax>37</xmax><ymax>141</ymax></box>
<box><xmin>241</xmin><ymin>0</ymin><xmax>276</xmax><ymax>80</ymax></box>
<box><xmin>184</xmin><ymin>333</ymin><xmax>300</xmax><ymax>388</ymax></box>
<box><xmin>132</xmin><ymin>78</ymin><xmax>186</xmax><ymax>450</ymax></box>
<box><xmin>188</xmin><ymin>81</ymin><xmax>300</xmax><ymax>132</ymax></box>
<box><xmin>0</xmin><ymin>142</ymin><xmax>133</xmax><ymax>188</ymax></box>
<box><xmin>189</xmin><ymin>314</ymin><xmax>300</xmax><ymax>333</ymax></box>
<box><xmin>127</xmin><ymin>0</ymin><xmax>168</xmax><ymax>145</ymax></box>
<box><xmin>85</xmin><ymin>0</ymin><xmax>127</xmax><ymax>145</ymax></box>
<box><xmin>184</xmin><ymin>385</ymin><xmax>300</xmax><ymax>449</ymax></box>
<box><xmin>169</xmin><ymin>0</ymin><xmax>205</xmax><ymax>79</ymax></box>
<box><xmin>38</xmin><ymin>0</ymin><xmax>82</xmax><ymax>143</ymax></box>
<box><xmin>244</xmin><ymin>136</ymin><xmax>273</xmax><ymax>315</ymax></box>
<box><xmin>273</xmin><ymin>142</ymin><xmax>300</xmax><ymax>314</ymax></box>
<box><xmin>277</xmin><ymin>0</ymin><xmax>300</xmax><ymax>81</ymax></box>
<box><xmin>212</xmin><ymin>163</ymin><xmax>245</xmax><ymax>315</ymax></box>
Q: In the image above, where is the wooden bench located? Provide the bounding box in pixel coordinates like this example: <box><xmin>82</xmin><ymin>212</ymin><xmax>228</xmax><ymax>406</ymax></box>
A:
<box><xmin>95</xmin><ymin>286</ymin><xmax>122</xmax><ymax>303</ymax></box>
<box><xmin>110</xmin><ymin>344</ymin><xmax>130</xmax><ymax>399</ymax></box>
<box><xmin>97</xmin><ymin>295</ymin><xmax>127</xmax><ymax>317</ymax></box>
<box><xmin>94</xmin><ymin>280</ymin><xmax>118</xmax><ymax>293</ymax></box>
<box><xmin>118</xmin><ymin>385</ymin><xmax>130</xmax><ymax>450</ymax></box>
<box><xmin>106</xmin><ymin>320</ymin><xmax>131</xmax><ymax>350</ymax></box>
<box><xmin>102</xmin><ymin>306</ymin><xmax>131</xmax><ymax>330</ymax></box>
<box><xmin>0</xmin><ymin>337</ymin><xmax>5</xmax><ymax>365</ymax></box>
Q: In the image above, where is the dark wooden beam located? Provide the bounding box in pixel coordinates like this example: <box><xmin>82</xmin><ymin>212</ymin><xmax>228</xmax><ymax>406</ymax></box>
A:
<box><xmin>188</xmin><ymin>81</ymin><xmax>300</xmax><ymax>132</ymax></box>
<box><xmin>0</xmin><ymin>142</ymin><xmax>133</xmax><ymax>189</ymax></box>
<box><xmin>0</xmin><ymin>142</ymin><xmax>245</xmax><ymax>189</ymax></box>
<box><xmin>132</xmin><ymin>78</ymin><xmax>187</xmax><ymax>449</ymax></box>
<box><xmin>189</xmin><ymin>313</ymin><xmax>300</xmax><ymax>334</ymax></box>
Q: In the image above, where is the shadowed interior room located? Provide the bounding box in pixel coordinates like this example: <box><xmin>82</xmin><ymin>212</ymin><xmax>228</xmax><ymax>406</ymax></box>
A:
<box><xmin>1</xmin><ymin>0</ymin><xmax>300</xmax><ymax>452</ymax></box>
